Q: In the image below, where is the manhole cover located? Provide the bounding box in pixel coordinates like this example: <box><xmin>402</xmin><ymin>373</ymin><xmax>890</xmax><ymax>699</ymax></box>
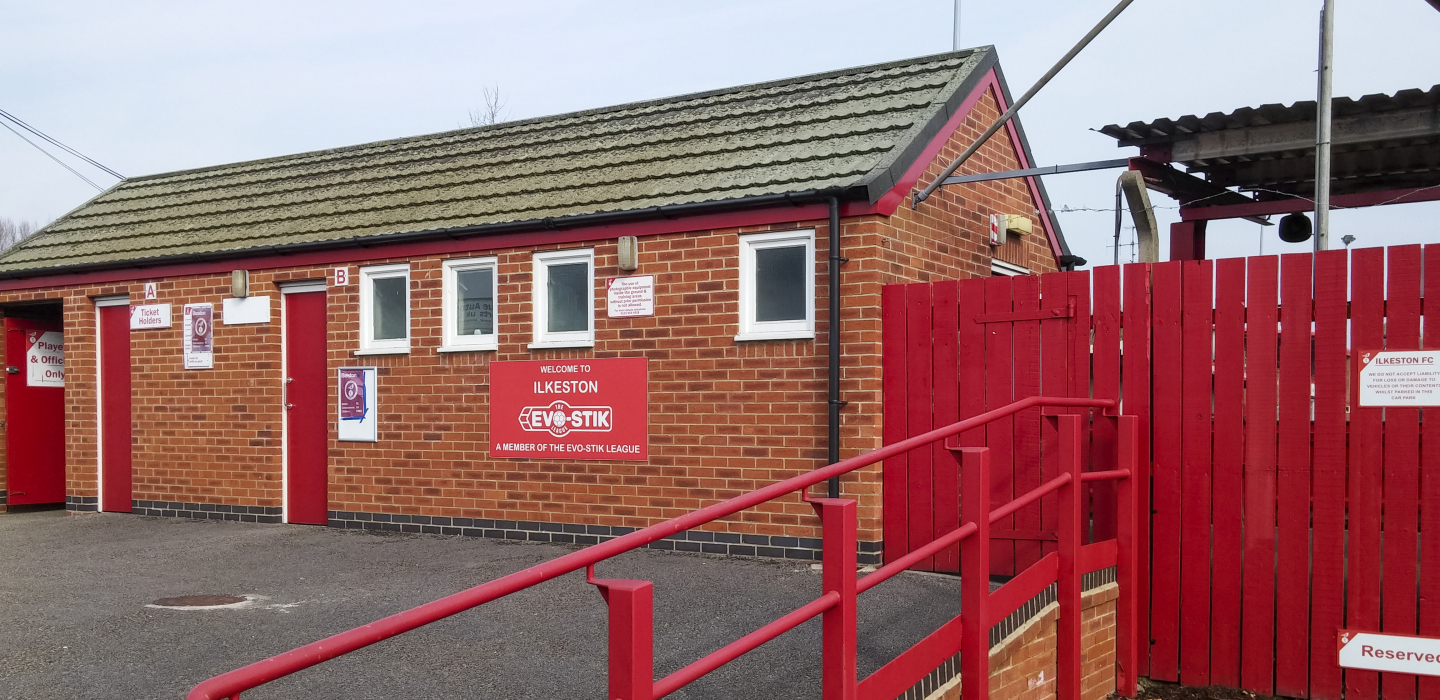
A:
<box><xmin>152</xmin><ymin>595</ymin><xmax>246</xmax><ymax>608</ymax></box>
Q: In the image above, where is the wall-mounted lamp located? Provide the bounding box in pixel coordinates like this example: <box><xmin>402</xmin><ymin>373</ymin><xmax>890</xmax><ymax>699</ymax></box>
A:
<box><xmin>231</xmin><ymin>270</ymin><xmax>250</xmax><ymax>298</ymax></box>
<box><xmin>617</xmin><ymin>236</ymin><xmax>639</xmax><ymax>272</ymax></box>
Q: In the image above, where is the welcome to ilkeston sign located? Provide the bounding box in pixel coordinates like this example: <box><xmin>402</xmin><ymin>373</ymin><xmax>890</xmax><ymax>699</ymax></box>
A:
<box><xmin>489</xmin><ymin>358</ymin><xmax>648</xmax><ymax>461</ymax></box>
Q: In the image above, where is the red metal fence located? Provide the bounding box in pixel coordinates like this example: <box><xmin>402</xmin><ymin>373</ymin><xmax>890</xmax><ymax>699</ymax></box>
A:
<box><xmin>883</xmin><ymin>245</ymin><xmax>1440</xmax><ymax>700</ymax></box>
<box><xmin>188</xmin><ymin>397</ymin><xmax>1138</xmax><ymax>700</ymax></box>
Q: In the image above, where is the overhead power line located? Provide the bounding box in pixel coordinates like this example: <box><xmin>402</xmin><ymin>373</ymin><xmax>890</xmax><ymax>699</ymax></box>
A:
<box><xmin>0</xmin><ymin>107</ymin><xmax>124</xmax><ymax>181</ymax></box>
<box><xmin>0</xmin><ymin>118</ymin><xmax>103</xmax><ymax>191</ymax></box>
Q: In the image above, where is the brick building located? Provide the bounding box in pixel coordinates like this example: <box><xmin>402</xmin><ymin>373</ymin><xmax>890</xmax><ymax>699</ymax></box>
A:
<box><xmin>0</xmin><ymin>48</ymin><xmax>1069</xmax><ymax>564</ymax></box>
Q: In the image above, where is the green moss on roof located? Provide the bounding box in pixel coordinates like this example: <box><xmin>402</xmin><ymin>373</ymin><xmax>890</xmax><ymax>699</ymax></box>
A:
<box><xmin>1</xmin><ymin>48</ymin><xmax>995</xmax><ymax>274</ymax></box>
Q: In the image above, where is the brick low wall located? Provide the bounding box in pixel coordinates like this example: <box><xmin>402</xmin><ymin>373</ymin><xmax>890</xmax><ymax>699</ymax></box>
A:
<box><xmin>900</xmin><ymin>576</ymin><xmax>1118</xmax><ymax>700</ymax></box>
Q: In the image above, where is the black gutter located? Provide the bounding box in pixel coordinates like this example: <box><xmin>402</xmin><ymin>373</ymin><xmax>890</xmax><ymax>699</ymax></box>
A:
<box><xmin>0</xmin><ymin>187</ymin><xmax>866</xmax><ymax>282</ymax></box>
<box><xmin>826</xmin><ymin>196</ymin><xmax>847</xmax><ymax>499</ymax></box>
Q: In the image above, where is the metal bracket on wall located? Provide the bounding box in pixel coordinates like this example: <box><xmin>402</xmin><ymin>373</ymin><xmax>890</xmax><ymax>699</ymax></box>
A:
<box><xmin>975</xmin><ymin>298</ymin><xmax>1076</xmax><ymax>324</ymax></box>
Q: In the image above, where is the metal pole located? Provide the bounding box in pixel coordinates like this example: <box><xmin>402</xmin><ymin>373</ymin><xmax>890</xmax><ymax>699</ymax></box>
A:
<box><xmin>914</xmin><ymin>0</ymin><xmax>1136</xmax><ymax>207</ymax></box>
<box><xmin>1314</xmin><ymin>0</ymin><xmax>1335</xmax><ymax>251</ymax></box>
<box><xmin>953</xmin><ymin>0</ymin><xmax>962</xmax><ymax>50</ymax></box>
<box><xmin>1114</xmin><ymin>179</ymin><xmax>1123</xmax><ymax>266</ymax></box>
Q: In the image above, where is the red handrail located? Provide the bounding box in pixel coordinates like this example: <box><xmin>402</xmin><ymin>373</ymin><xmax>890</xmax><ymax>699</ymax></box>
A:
<box><xmin>186</xmin><ymin>396</ymin><xmax>1115</xmax><ymax>700</ymax></box>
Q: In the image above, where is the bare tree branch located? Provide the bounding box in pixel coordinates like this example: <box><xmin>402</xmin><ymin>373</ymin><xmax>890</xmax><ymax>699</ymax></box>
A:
<box><xmin>468</xmin><ymin>86</ymin><xmax>509</xmax><ymax>127</ymax></box>
<box><xmin>0</xmin><ymin>217</ymin><xmax>40</xmax><ymax>251</ymax></box>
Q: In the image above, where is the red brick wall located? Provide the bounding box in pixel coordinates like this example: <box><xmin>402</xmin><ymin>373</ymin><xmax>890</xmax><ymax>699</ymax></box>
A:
<box><xmin>0</xmin><ymin>84</ymin><xmax>1060</xmax><ymax>549</ymax></box>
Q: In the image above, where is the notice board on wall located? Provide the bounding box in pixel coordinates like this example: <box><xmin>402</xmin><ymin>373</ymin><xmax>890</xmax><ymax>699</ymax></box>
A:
<box><xmin>489</xmin><ymin>358</ymin><xmax>648</xmax><ymax>460</ymax></box>
<box><xmin>337</xmin><ymin>366</ymin><xmax>378</xmax><ymax>442</ymax></box>
<box><xmin>182</xmin><ymin>303</ymin><xmax>214</xmax><ymax>370</ymax></box>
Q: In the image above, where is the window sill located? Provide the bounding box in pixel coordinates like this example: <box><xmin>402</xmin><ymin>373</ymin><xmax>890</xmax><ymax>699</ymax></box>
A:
<box><xmin>528</xmin><ymin>340</ymin><xmax>595</xmax><ymax>350</ymax></box>
<box><xmin>734</xmin><ymin>330</ymin><xmax>815</xmax><ymax>342</ymax></box>
<box><xmin>354</xmin><ymin>347</ymin><xmax>411</xmax><ymax>356</ymax></box>
<box><xmin>437</xmin><ymin>345</ymin><xmax>497</xmax><ymax>353</ymax></box>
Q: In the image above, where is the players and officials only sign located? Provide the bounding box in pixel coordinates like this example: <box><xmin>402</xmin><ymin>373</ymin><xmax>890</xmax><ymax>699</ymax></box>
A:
<box><xmin>489</xmin><ymin>358</ymin><xmax>648</xmax><ymax>460</ymax></box>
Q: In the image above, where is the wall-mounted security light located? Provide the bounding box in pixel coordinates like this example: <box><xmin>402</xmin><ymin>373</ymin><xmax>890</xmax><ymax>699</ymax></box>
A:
<box><xmin>617</xmin><ymin>236</ymin><xmax>639</xmax><ymax>272</ymax></box>
<box><xmin>231</xmin><ymin>270</ymin><xmax>250</xmax><ymax>298</ymax></box>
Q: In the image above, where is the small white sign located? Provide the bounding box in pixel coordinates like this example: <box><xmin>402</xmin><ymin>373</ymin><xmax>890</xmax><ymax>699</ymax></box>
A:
<box><xmin>333</xmin><ymin>267</ymin><xmax>350</xmax><ymax>286</ymax></box>
<box><xmin>183</xmin><ymin>303</ymin><xmax>214</xmax><ymax>370</ymax></box>
<box><xmin>222</xmin><ymin>296</ymin><xmax>271</xmax><ymax>325</ymax></box>
<box><xmin>26</xmin><ymin>330</ymin><xmax>64</xmax><ymax>387</ymax></box>
<box><xmin>1339</xmin><ymin>630</ymin><xmax>1440</xmax><ymax>677</ymax></box>
<box><xmin>144</xmin><ymin>282</ymin><xmax>157</xmax><ymax>300</ymax></box>
<box><xmin>1357</xmin><ymin>350</ymin><xmax>1440</xmax><ymax>406</ymax></box>
<box><xmin>989</xmin><ymin>214</ymin><xmax>1003</xmax><ymax>246</ymax></box>
<box><xmin>130</xmin><ymin>303</ymin><xmax>172</xmax><ymax>330</ymax></box>
<box><xmin>337</xmin><ymin>366</ymin><xmax>378</xmax><ymax>442</ymax></box>
<box><xmin>606</xmin><ymin>276</ymin><xmax>655</xmax><ymax>318</ymax></box>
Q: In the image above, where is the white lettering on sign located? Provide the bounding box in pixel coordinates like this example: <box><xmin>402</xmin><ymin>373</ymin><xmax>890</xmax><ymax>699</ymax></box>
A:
<box><xmin>532</xmin><ymin>380</ymin><xmax>600</xmax><ymax>394</ymax></box>
<box><xmin>26</xmin><ymin>330</ymin><xmax>64</xmax><ymax>387</ymax></box>
<box><xmin>606</xmin><ymin>275</ymin><xmax>655</xmax><ymax>318</ymax></box>
<box><xmin>144</xmin><ymin>282</ymin><xmax>157</xmax><ymax>300</ymax></box>
<box><xmin>518</xmin><ymin>401</ymin><xmax>614</xmax><ymax>437</ymax></box>
<box><xmin>1340</xmin><ymin>630</ymin><xmax>1440</xmax><ymax>677</ymax></box>
<box><xmin>1358</xmin><ymin>350</ymin><xmax>1440</xmax><ymax>406</ymax></box>
<box><xmin>333</xmin><ymin>267</ymin><xmax>350</xmax><ymax>286</ymax></box>
<box><xmin>130</xmin><ymin>303</ymin><xmax>173</xmax><ymax>329</ymax></box>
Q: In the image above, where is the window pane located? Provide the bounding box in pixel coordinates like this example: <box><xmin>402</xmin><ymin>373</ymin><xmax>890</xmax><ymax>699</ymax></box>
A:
<box><xmin>754</xmin><ymin>245</ymin><xmax>806</xmax><ymax>322</ymax></box>
<box><xmin>372</xmin><ymin>276</ymin><xmax>407</xmax><ymax>340</ymax></box>
<box><xmin>547</xmin><ymin>262</ymin><xmax>589</xmax><ymax>333</ymax></box>
<box><xmin>456</xmin><ymin>268</ymin><xmax>494</xmax><ymax>336</ymax></box>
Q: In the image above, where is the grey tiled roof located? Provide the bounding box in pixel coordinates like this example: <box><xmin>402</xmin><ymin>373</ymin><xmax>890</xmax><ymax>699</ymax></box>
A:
<box><xmin>2</xmin><ymin>49</ymin><xmax>999</xmax><ymax>275</ymax></box>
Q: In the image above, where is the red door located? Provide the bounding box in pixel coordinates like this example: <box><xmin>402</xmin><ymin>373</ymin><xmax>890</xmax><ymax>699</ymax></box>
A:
<box><xmin>98</xmin><ymin>304</ymin><xmax>132</xmax><ymax>512</ymax></box>
<box><xmin>284</xmin><ymin>290</ymin><xmax>328</xmax><ymax>524</ymax></box>
<box><xmin>4</xmin><ymin>318</ymin><xmax>66</xmax><ymax>505</ymax></box>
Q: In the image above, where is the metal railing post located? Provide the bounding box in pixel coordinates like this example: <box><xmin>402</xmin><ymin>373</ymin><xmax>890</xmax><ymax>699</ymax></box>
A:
<box><xmin>1114</xmin><ymin>415</ymin><xmax>1140</xmax><ymax>697</ymax></box>
<box><xmin>591</xmin><ymin>578</ymin><xmax>655</xmax><ymax>700</ymax></box>
<box><xmin>813</xmin><ymin>497</ymin><xmax>858</xmax><ymax>700</ymax></box>
<box><xmin>960</xmin><ymin>447</ymin><xmax>991</xmax><ymax>700</ymax></box>
<box><xmin>1054</xmin><ymin>414</ymin><xmax>1083</xmax><ymax>700</ymax></box>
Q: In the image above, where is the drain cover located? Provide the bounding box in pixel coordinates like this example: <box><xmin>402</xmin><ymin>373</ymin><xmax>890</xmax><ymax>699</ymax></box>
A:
<box><xmin>152</xmin><ymin>595</ymin><xmax>246</xmax><ymax>607</ymax></box>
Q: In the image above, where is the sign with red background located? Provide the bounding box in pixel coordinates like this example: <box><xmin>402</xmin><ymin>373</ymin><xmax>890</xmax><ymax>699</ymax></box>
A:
<box><xmin>490</xmin><ymin>358</ymin><xmax>648</xmax><ymax>461</ymax></box>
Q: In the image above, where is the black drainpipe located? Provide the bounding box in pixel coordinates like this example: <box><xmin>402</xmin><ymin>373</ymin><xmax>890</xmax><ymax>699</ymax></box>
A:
<box><xmin>827</xmin><ymin>196</ymin><xmax>846</xmax><ymax>498</ymax></box>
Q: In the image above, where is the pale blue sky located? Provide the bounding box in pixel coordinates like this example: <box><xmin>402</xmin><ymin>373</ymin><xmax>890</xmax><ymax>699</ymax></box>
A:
<box><xmin>3</xmin><ymin>0</ymin><xmax>1438</xmax><ymax>267</ymax></box>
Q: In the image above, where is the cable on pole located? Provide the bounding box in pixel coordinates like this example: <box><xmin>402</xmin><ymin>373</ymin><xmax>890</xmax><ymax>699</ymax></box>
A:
<box><xmin>913</xmin><ymin>0</ymin><xmax>1137</xmax><ymax>207</ymax></box>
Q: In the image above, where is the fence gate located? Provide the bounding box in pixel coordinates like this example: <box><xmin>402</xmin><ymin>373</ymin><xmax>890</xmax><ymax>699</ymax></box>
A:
<box><xmin>882</xmin><ymin>245</ymin><xmax>1440</xmax><ymax>700</ymax></box>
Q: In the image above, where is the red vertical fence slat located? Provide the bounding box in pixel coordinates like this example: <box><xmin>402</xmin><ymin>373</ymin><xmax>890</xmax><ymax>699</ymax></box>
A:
<box><xmin>1421</xmin><ymin>245</ymin><xmax>1440</xmax><ymax>700</ymax></box>
<box><xmin>1179</xmin><ymin>260</ymin><xmax>1214</xmax><ymax>686</ymax></box>
<box><xmin>1276</xmin><ymin>253</ymin><xmax>1314</xmax><ymax>697</ymax></box>
<box><xmin>1383</xmin><ymin>246</ymin><xmax>1423</xmax><ymax>700</ymax></box>
<box><xmin>986</xmin><ymin>276</ymin><xmax>1017</xmax><ymax>576</ymax></box>
<box><xmin>906</xmin><ymin>284</ymin><xmax>935</xmax><ymax>571</ymax></box>
<box><xmin>1120</xmin><ymin>263</ymin><xmax>1152</xmax><ymax>677</ymax></box>
<box><xmin>957</xmin><ymin>279</ymin><xmax>988</xmax><ymax>577</ymax></box>
<box><xmin>1310</xmin><ymin>249</ymin><xmax>1349</xmax><ymax>700</ymax></box>
<box><xmin>1149</xmin><ymin>261</ymin><xmax>1183</xmax><ymax>682</ymax></box>
<box><xmin>931</xmin><ymin>281</ymin><xmax>961</xmax><ymax>574</ymax></box>
<box><xmin>881</xmin><ymin>285</ymin><xmax>908</xmax><ymax>565</ymax></box>
<box><xmin>1069</xmin><ymin>271</ymin><xmax>1093</xmax><ymax>538</ymax></box>
<box><xmin>1040</xmin><ymin>272</ymin><xmax>1071</xmax><ymax>560</ymax></box>
<box><xmin>1091</xmin><ymin>266</ymin><xmax>1122</xmax><ymax>542</ymax></box>
<box><xmin>1348</xmin><ymin>247</ymin><xmax>1386</xmax><ymax>700</ymax></box>
<box><xmin>1242</xmin><ymin>256</ymin><xmax>1279</xmax><ymax>695</ymax></box>
<box><xmin>1012</xmin><ymin>275</ymin><xmax>1044</xmax><ymax>570</ymax></box>
<box><xmin>1210</xmin><ymin>257</ymin><xmax>1246</xmax><ymax>688</ymax></box>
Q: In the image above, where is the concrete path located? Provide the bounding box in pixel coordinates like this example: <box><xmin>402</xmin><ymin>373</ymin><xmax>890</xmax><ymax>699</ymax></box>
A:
<box><xmin>0</xmin><ymin>509</ymin><xmax>961</xmax><ymax>699</ymax></box>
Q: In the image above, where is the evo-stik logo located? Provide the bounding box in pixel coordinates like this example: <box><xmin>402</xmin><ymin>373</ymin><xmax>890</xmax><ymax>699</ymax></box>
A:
<box><xmin>519</xmin><ymin>400</ymin><xmax>613</xmax><ymax>438</ymax></box>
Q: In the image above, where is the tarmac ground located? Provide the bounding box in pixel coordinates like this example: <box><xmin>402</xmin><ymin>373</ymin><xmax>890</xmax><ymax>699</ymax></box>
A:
<box><xmin>0</xmin><ymin>507</ymin><xmax>963</xmax><ymax>699</ymax></box>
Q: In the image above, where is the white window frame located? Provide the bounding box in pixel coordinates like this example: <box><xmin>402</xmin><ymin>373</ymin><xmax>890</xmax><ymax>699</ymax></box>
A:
<box><xmin>991</xmin><ymin>260</ymin><xmax>1032</xmax><ymax>277</ymax></box>
<box><xmin>440</xmin><ymin>257</ymin><xmax>500</xmax><ymax>352</ymax></box>
<box><xmin>736</xmin><ymin>229</ymin><xmax>815</xmax><ymax>341</ymax></box>
<box><xmin>357</xmin><ymin>263</ymin><xmax>411</xmax><ymax>355</ymax></box>
<box><xmin>530</xmin><ymin>248</ymin><xmax>595</xmax><ymax>349</ymax></box>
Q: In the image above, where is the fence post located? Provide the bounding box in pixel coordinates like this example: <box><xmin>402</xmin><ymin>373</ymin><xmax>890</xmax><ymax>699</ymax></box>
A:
<box><xmin>813</xmin><ymin>497</ymin><xmax>858</xmax><ymax>700</ymax></box>
<box><xmin>960</xmin><ymin>447</ymin><xmax>991</xmax><ymax>700</ymax></box>
<box><xmin>1115</xmin><ymin>415</ymin><xmax>1140</xmax><ymax>697</ymax></box>
<box><xmin>1055</xmin><ymin>414</ymin><xmax>1083</xmax><ymax>700</ymax></box>
<box><xmin>591</xmin><ymin>578</ymin><xmax>654</xmax><ymax>700</ymax></box>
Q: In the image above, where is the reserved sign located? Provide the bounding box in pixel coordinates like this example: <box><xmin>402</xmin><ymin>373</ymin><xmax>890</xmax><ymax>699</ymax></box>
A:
<box><xmin>1339</xmin><ymin>630</ymin><xmax>1440</xmax><ymax>677</ymax></box>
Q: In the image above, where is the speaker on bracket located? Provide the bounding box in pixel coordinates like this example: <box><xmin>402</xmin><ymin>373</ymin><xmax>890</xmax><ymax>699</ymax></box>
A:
<box><xmin>1278</xmin><ymin>212</ymin><xmax>1313</xmax><ymax>244</ymax></box>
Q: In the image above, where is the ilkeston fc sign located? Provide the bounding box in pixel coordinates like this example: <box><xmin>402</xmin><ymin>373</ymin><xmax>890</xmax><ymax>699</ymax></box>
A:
<box><xmin>490</xmin><ymin>358</ymin><xmax>647</xmax><ymax>460</ymax></box>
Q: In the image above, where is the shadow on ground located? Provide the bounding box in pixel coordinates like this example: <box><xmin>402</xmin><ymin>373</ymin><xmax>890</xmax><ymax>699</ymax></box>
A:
<box><xmin>0</xmin><ymin>510</ymin><xmax>964</xmax><ymax>699</ymax></box>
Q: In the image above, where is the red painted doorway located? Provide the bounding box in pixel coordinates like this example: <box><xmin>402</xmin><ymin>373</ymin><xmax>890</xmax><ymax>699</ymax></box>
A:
<box><xmin>283</xmin><ymin>287</ymin><xmax>328</xmax><ymax>524</ymax></box>
<box><xmin>4</xmin><ymin>314</ymin><xmax>66</xmax><ymax>505</ymax></box>
<box><xmin>97</xmin><ymin>299</ymin><xmax>132</xmax><ymax>512</ymax></box>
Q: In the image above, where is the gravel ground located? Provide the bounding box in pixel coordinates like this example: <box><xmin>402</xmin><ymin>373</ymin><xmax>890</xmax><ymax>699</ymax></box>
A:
<box><xmin>0</xmin><ymin>508</ymin><xmax>962</xmax><ymax>699</ymax></box>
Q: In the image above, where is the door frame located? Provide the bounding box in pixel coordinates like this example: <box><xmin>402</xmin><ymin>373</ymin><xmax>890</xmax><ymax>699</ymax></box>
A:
<box><xmin>279</xmin><ymin>281</ymin><xmax>327</xmax><ymax>524</ymax></box>
<box><xmin>94</xmin><ymin>295</ymin><xmax>130</xmax><ymax>512</ymax></box>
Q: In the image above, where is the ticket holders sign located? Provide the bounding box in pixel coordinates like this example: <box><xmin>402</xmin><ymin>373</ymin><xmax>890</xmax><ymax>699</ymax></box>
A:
<box><xmin>1339</xmin><ymin>630</ymin><xmax>1440</xmax><ymax>676</ymax></box>
<box><xmin>1357</xmin><ymin>350</ymin><xmax>1440</xmax><ymax>406</ymax></box>
<box><xmin>490</xmin><ymin>358</ymin><xmax>648</xmax><ymax>460</ymax></box>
